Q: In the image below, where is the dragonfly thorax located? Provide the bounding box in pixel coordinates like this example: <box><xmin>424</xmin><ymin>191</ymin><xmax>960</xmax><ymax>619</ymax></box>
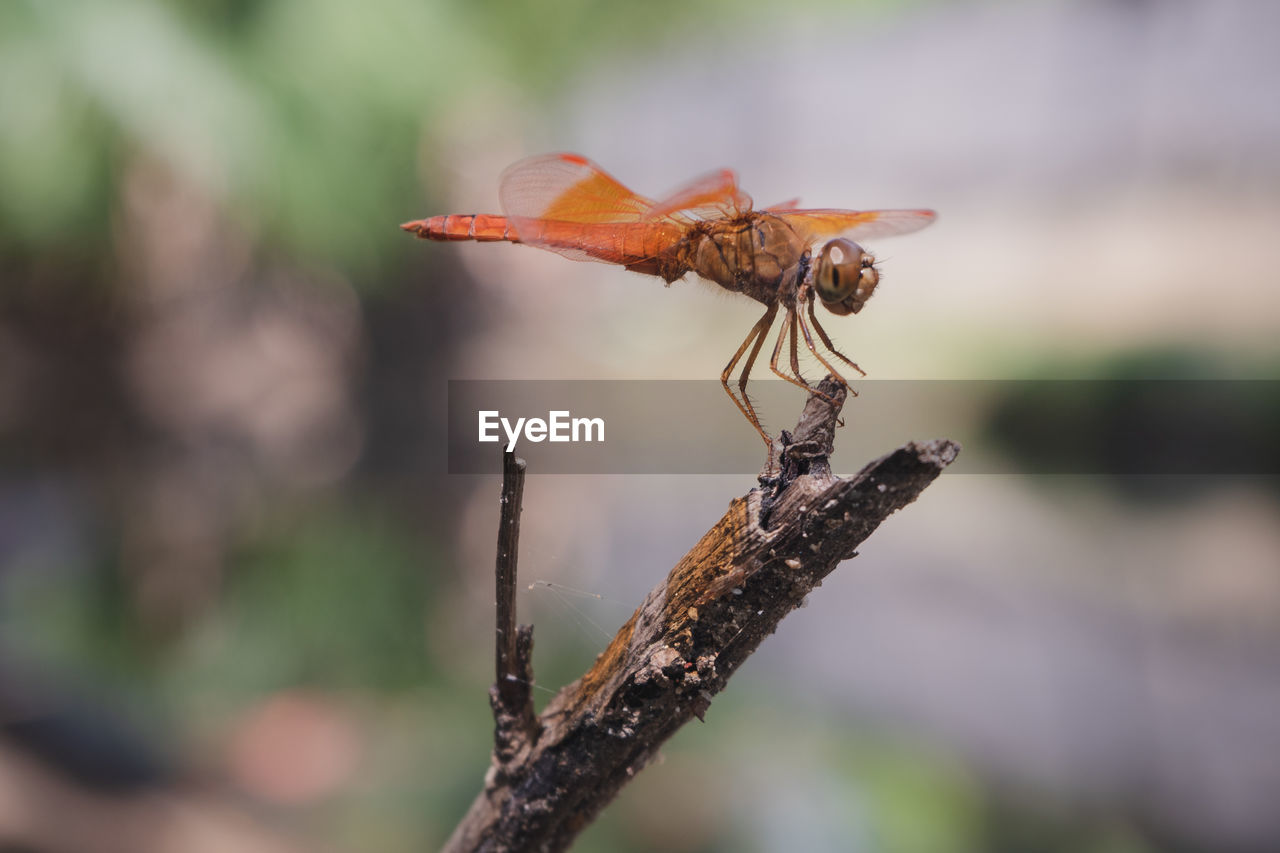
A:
<box><xmin>685</xmin><ymin>214</ymin><xmax>810</xmax><ymax>306</ymax></box>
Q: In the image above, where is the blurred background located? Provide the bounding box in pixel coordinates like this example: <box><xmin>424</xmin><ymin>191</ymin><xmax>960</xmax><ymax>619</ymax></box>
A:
<box><xmin>2</xmin><ymin>0</ymin><xmax>1278</xmax><ymax>850</ymax></box>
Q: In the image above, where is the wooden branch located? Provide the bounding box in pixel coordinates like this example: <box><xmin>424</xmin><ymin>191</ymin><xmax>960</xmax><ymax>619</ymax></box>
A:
<box><xmin>444</xmin><ymin>378</ymin><xmax>960</xmax><ymax>852</ymax></box>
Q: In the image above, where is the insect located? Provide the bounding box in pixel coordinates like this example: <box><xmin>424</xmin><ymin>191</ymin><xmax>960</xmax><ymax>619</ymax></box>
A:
<box><xmin>402</xmin><ymin>153</ymin><xmax>934</xmax><ymax>448</ymax></box>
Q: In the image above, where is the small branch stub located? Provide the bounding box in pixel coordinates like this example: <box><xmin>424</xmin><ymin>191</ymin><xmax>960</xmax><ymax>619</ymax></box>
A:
<box><xmin>489</xmin><ymin>452</ymin><xmax>538</xmax><ymax>777</ymax></box>
<box><xmin>444</xmin><ymin>382</ymin><xmax>960</xmax><ymax>853</ymax></box>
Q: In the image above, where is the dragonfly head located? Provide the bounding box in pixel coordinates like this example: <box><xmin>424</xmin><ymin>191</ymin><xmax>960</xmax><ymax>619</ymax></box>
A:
<box><xmin>813</xmin><ymin>238</ymin><xmax>878</xmax><ymax>316</ymax></box>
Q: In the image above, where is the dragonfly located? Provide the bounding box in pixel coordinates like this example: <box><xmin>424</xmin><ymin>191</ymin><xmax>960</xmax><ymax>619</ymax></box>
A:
<box><xmin>402</xmin><ymin>153</ymin><xmax>935</xmax><ymax>449</ymax></box>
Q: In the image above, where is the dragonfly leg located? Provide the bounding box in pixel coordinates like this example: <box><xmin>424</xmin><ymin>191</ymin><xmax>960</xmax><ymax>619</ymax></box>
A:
<box><xmin>773</xmin><ymin>302</ymin><xmax>844</xmax><ymax>414</ymax></box>
<box><xmin>797</xmin><ymin>301</ymin><xmax>851</xmax><ymax>392</ymax></box>
<box><xmin>788</xmin><ymin>309</ymin><xmax>809</xmax><ymax>389</ymax></box>
<box><xmin>806</xmin><ymin>297</ymin><xmax>866</xmax><ymax>378</ymax></box>
<box><xmin>793</xmin><ymin>299</ymin><xmax>853</xmax><ymax>412</ymax></box>
<box><xmin>721</xmin><ymin>303</ymin><xmax>778</xmax><ymax>448</ymax></box>
<box><xmin>768</xmin><ymin>307</ymin><xmax>820</xmax><ymax>397</ymax></box>
<box><xmin>735</xmin><ymin>307</ymin><xmax>775</xmax><ymax>402</ymax></box>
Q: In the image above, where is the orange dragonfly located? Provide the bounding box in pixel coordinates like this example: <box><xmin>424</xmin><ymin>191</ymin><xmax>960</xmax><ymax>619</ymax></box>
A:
<box><xmin>402</xmin><ymin>153</ymin><xmax>935</xmax><ymax>448</ymax></box>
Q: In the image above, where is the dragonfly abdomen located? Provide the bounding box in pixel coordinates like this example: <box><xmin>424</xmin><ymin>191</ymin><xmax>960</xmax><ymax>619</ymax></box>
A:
<box><xmin>402</xmin><ymin>214</ymin><xmax>517</xmax><ymax>243</ymax></box>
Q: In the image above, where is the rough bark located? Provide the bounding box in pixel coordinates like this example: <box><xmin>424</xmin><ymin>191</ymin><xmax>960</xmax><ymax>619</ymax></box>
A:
<box><xmin>444</xmin><ymin>378</ymin><xmax>960</xmax><ymax>852</ymax></box>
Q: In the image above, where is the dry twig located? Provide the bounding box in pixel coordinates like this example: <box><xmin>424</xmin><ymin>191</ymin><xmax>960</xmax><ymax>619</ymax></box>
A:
<box><xmin>445</xmin><ymin>378</ymin><xmax>960</xmax><ymax>852</ymax></box>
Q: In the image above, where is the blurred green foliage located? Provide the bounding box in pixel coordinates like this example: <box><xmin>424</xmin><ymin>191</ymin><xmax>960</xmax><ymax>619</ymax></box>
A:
<box><xmin>0</xmin><ymin>0</ymin><xmax>785</xmax><ymax>274</ymax></box>
<box><xmin>5</xmin><ymin>498</ymin><xmax>435</xmax><ymax>688</ymax></box>
<box><xmin>197</xmin><ymin>505</ymin><xmax>438</xmax><ymax>690</ymax></box>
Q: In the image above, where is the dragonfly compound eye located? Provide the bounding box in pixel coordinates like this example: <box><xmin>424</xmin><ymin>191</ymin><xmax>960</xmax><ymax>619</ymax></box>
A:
<box><xmin>815</xmin><ymin>238</ymin><xmax>873</xmax><ymax>315</ymax></box>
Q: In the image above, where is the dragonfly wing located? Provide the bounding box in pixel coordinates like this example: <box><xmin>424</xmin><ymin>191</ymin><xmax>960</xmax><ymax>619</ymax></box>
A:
<box><xmin>500</xmin><ymin>153</ymin><xmax>653</xmax><ymax>223</ymax></box>
<box><xmin>776</xmin><ymin>208</ymin><xmax>937</xmax><ymax>243</ymax></box>
<box><xmin>645</xmin><ymin>168</ymin><xmax>752</xmax><ymax>220</ymax></box>
<box><xmin>497</xmin><ymin>153</ymin><xmax>679</xmax><ymax>267</ymax></box>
